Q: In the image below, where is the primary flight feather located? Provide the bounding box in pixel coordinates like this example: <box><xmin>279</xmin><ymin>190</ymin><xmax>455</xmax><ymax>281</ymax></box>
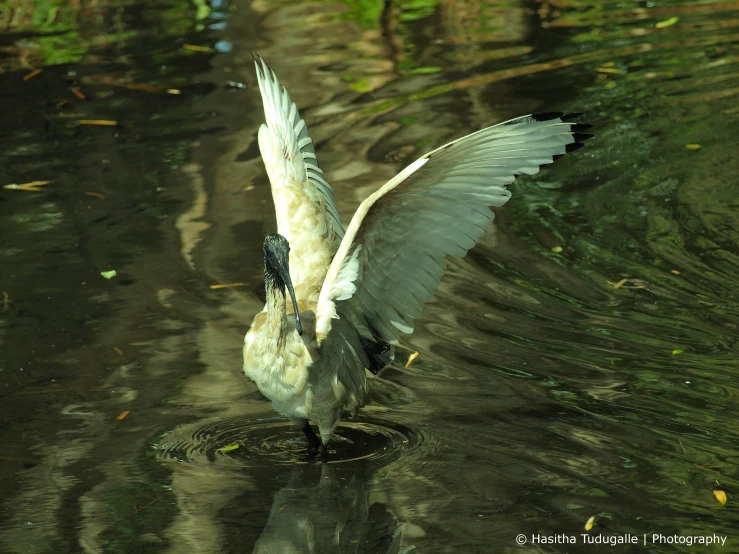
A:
<box><xmin>243</xmin><ymin>56</ymin><xmax>593</xmax><ymax>458</ymax></box>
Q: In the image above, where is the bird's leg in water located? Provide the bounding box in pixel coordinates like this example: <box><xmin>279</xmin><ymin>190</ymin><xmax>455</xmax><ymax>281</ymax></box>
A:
<box><xmin>302</xmin><ymin>422</ymin><xmax>320</xmax><ymax>451</ymax></box>
<box><xmin>321</xmin><ymin>444</ymin><xmax>328</xmax><ymax>461</ymax></box>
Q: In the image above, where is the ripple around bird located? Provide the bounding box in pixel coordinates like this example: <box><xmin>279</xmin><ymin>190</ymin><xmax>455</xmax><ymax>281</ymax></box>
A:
<box><xmin>153</xmin><ymin>415</ymin><xmax>425</xmax><ymax>468</ymax></box>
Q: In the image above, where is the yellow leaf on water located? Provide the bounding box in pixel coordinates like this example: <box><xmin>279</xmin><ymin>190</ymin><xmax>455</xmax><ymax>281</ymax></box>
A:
<box><xmin>24</xmin><ymin>68</ymin><xmax>43</xmax><ymax>81</ymax></box>
<box><xmin>183</xmin><ymin>44</ymin><xmax>213</xmax><ymax>52</ymax></box>
<box><xmin>672</xmin><ymin>349</ymin><xmax>683</xmax><ymax>355</ymax></box>
<box><xmin>217</xmin><ymin>444</ymin><xmax>240</xmax><ymax>452</ymax></box>
<box><xmin>714</xmin><ymin>490</ymin><xmax>727</xmax><ymax>505</ymax></box>
<box><xmin>685</xmin><ymin>144</ymin><xmax>701</xmax><ymax>150</ymax></box>
<box><xmin>551</xmin><ymin>246</ymin><xmax>563</xmax><ymax>253</ymax></box>
<box><xmin>585</xmin><ymin>515</ymin><xmax>596</xmax><ymax>531</ymax></box>
<box><xmin>101</xmin><ymin>270</ymin><xmax>117</xmax><ymax>279</ymax></box>
<box><xmin>79</xmin><ymin>120</ymin><xmax>118</xmax><ymax>126</ymax></box>
<box><xmin>608</xmin><ymin>278</ymin><xmax>628</xmax><ymax>289</ymax></box>
<box><xmin>210</xmin><ymin>283</ymin><xmax>248</xmax><ymax>289</ymax></box>
<box><xmin>405</xmin><ymin>351</ymin><xmax>419</xmax><ymax>368</ymax></box>
<box><xmin>655</xmin><ymin>16</ymin><xmax>679</xmax><ymax>28</ymax></box>
<box><xmin>3</xmin><ymin>180</ymin><xmax>52</xmax><ymax>192</ymax></box>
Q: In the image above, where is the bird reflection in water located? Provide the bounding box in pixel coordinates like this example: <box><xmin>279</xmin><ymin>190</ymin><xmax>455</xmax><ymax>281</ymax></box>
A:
<box><xmin>252</xmin><ymin>462</ymin><xmax>415</xmax><ymax>554</ymax></box>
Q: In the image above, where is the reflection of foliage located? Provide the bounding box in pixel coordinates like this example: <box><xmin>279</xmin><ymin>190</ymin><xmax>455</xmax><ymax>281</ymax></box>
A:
<box><xmin>328</xmin><ymin>0</ymin><xmax>440</xmax><ymax>29</ymax></box>
<box><xmin>397</xmin><ymin>0</ymin><xmax>439</xmax><ymax>22</ymax></box>
<box><xmin>333</xmin><ymin>0</ymin><xmax>385</xmax><ymax>28</ymax></box>
<box><xmin>0</xmin><ymin>0</ymin><xmax>200</xmax><ymax>72</ymax></box>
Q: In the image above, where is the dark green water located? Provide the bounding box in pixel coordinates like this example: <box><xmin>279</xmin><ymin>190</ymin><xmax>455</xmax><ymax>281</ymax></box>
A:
<box><xmin>1</xmin><ymin>0</ymin><xmax>737</xmax><ymax>552</ymax></box>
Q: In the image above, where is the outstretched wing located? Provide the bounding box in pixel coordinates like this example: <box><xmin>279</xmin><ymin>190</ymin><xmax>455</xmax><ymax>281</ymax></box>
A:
<box><xmin>254</xmin><ymin>56</ymin><xmax>344</xmax><ymax>290</ymax></box>
<box><xmin>315</xmin><ymin>112</ymin><xmax>592</xmax><ymax>345</ymax></box>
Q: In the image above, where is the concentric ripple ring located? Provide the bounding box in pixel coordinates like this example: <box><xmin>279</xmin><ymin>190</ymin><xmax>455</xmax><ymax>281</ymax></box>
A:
<box><xmin>154</xmin><ymin>415</ymin><xmax>423</xmax><ymax>467</ymax></box>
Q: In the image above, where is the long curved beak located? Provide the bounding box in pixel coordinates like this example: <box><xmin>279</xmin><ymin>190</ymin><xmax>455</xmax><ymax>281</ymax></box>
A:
<box><xmin>275</xmin><ymin>257</ymin><xmax>302</xmax><ymax>336</ymax></box>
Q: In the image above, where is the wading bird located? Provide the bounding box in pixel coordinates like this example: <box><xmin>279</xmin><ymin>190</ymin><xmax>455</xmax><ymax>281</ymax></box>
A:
<box><xmin>243</xmin><ymin>56</ymin><xmax>592</xmax><ymax>459</ymax></box>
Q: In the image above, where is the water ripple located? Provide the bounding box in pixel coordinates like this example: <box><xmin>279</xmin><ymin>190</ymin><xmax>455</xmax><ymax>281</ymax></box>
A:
<box><xmin>154</xmin><ymin>414</ymin><xmax>428</xmax><ymax>468</ymax></box>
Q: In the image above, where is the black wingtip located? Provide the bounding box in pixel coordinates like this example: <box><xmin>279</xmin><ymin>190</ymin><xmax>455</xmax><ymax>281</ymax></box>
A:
<box><xmin>251</xmin><ymin>52</ymin><xmax>265</xmax><ymax>76</ymax></box>
<box><xmin>572</xmin><ymin>132</ymin><xmax>594</xmax><ymax>143</ymax></box>
<box><xmin>570</xmin><ymin>123</ymin><xmax>593</xmax><ymax>132</ymax></box>
<box><xmin>564</xmin><ymin>142</ymin><xmax>585</xmax><ymax>154</ymax></box>
<box><xmin>250</xmin><ymin>53</ymin><xmax>278</xmax><ymax>83</ymax></box>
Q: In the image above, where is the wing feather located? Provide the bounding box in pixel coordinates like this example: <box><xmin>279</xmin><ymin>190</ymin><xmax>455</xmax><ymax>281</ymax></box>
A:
<box><xmin>253</xmin><ymin>56</ymin><xmax>344</xmax><ymax>290</ymax></box>
<box><xmin>315</xmin><ymin>112</ymin><xmax>592</xmax><ymax>346</ymax></box>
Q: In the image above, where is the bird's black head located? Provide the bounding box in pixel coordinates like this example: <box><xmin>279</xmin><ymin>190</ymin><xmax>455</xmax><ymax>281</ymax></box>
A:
<box><xmin>263</xmin><ymin>233</ymin><xmax>302</xmax><ymax>335</ymax></box>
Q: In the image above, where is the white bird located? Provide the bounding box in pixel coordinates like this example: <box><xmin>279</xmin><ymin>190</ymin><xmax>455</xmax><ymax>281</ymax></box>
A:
<box><xmin>243</xmin><ymin>56</ymin><xmax>592</xmax><ymax>458</ymax></box>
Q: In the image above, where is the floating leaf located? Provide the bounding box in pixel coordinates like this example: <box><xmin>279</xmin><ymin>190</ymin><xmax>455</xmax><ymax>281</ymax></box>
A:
<box><xmin>210</xmin><ymin>282</ymin><xmax>247</xmax><ymax>289</ymax></box>
<box><xmin>671</xmin><ymin>270</ymin><xmax>680</xmax><ymax>275</ymax></box>
<box><xmin>655</xmin><ymin>16</ymin><xmax>679</xmax><ymax>28</ymax></box>
<box><xmin>79</xmin><ymin>120</ymin><xmax>118</xmax><ymax>126</ymax></box>
<box><xmin>672</xmin><ymin>349</ymin><xmax>683</xmax><ymax>355</ymax></box>
<box><xmin>3</xmin><ymin>180</ymin><xmax>52</xmax><ymax>192</ymax></box>
<box><xmin>585</xmin><ymin>515</ymin><xmax>596</xmax><ymax>531</ymax></box>
<box><xmin>714</xmin><ymin>490</ymin><xmax>727</xmax><ymax>505</ymax></box>
<box><xmin>217</xmin><ymin>444</ymin><xmax>240</xmax><ymax>452</ymax></box>
<box><xmin>685</xmin><ymin>144</ymin><xmax>701</xmax><ymax>150</ymax></box>
<box><xmin>116</xmin><ymin>411</ymin><xmax>130</xmax><ymax>420</ymax></box>
<box><xmin>101</xmin><ymin>270</ymin><xmax>117</xmax><ymax>279</ymax></box>
<box><xmin>551</xmin><ymin>246</ymin><xmax>563</xmax><ymax>253</ymax></box>
<box><xmin>405</xmin><ymin>351</ymin><xmax>420</xmax><ymax>368</ymax></box>
<box><xmin>23</xmin><ymin>68</ymin><xmax>42</xmax><ymax>81</ymax></box>
<box><xmin>609</xmin><ymin>278</ymin><xmax>628</xmax><ymax>289</ymax></box>
<box><xmin>183</xmin><ymin>44</ymin><xmax>213</xmax><ymax>52</ymax></box>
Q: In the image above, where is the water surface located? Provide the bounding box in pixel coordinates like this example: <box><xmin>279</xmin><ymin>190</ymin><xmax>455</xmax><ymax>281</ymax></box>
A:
<box><xmin>1</xmin><ymin>0</ymin><xmax>738</xmax><ymax>552</ymax></box>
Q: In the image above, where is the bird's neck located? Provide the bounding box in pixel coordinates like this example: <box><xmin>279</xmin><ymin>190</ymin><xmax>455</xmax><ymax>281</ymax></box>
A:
<box><xmin>264</xmin><ymin>276</ymin><xmax>288</xmax><ymax>341</ymax></box>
